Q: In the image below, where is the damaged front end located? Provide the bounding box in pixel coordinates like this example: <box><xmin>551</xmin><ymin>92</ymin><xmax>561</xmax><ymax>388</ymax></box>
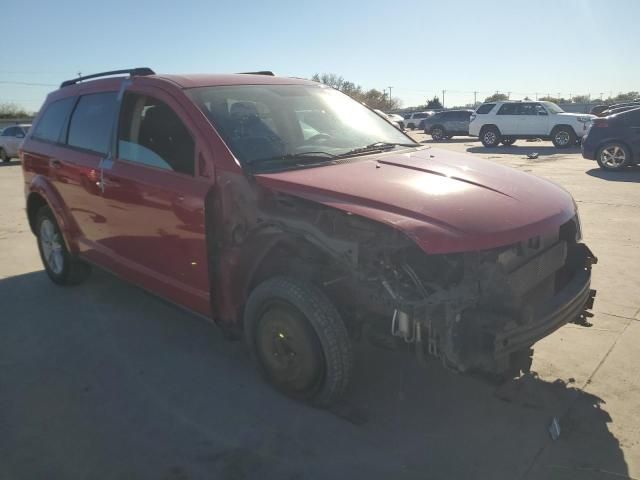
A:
<box><xmin>378</xmin><ymin>216</ymin><xmax>597</xmax><ymax>377</ymax></box>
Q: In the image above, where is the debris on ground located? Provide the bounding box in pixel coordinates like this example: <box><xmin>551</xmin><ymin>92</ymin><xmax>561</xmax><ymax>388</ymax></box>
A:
<box><xmin>526</xmin><ymin>153</ymin><xmax>540</xmax><ymax>159</ymax></box>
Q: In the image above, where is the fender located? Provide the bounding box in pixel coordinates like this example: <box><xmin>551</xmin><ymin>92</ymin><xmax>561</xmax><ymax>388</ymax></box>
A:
<box><xmin>27</xmin><ymin>175</ymin><xmax>82</xmax><ymax>255</ymax></box>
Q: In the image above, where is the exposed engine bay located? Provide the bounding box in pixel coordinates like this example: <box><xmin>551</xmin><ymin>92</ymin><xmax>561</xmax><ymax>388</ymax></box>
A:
<box><xmin>232</xmin><ymin>191</ymin><xmax>597</xmax><ymax>378</ymax></box>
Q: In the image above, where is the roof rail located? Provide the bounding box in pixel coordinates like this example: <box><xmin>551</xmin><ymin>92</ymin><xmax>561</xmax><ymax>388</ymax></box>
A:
<box><xmin>237</xmin><ymin>71</ymin><xmax>275</xmax><ymax>76</ymax></box>
<box><xmin>60</xmin><ymin>67</ymin><xmax>155</xmax><ymax>88</ymax></box>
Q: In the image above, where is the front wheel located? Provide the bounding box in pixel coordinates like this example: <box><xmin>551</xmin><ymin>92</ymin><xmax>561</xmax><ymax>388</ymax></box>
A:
<box><xmin>244</xmin><ymin>276</ymin><xmax>353</xmax><ymax>407</ymax></box>
<box><xmin>36</xmin><ymin>206</ymin><xmax>91</xmax><ymax>285</ymax></box>
<box><xmin>0</xmin><ymin>148</ymin><xmax>9</xmax><ymax>162</ymax></box>
<box><xmin>597</xmin><ymin>142</ymin><xmax>631</xmax><ymax>170</ymax></box>
<box><xmin>551</xmin><ymin>127</ymin><xmax>576</xmax><ymax>148</ymax></box>
<box><xmin>407</xmin><ymin>123</ymin><xmax>415</xmax><ymax>130</ymax></box>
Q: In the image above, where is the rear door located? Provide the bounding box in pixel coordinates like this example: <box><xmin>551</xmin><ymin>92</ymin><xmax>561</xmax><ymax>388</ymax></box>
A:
<box><xmin>495</xmin><ymin>103</ymin><xmax>518</xmax><ymax>135</ymax></box>
<box><xmin>623</xmin><ymin>109</ymin><xmax>640</xmax><ymax>161</ymax></box>
<box><xmin>100</xmin><ymin>87</ymin><xmax>211</xmax><ymax>314</ymax></box>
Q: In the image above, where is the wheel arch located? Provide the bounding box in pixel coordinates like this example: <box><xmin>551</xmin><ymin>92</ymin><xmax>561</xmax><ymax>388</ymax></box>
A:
<box><xmin>550</xmin><ymin>124</ymin><xmax>578</xmax><ymax>136</ymax></box>
<box><xmin>480</xmin><ymin>124</ymin><xmax>500</xmax><ymax>134</ymax></box>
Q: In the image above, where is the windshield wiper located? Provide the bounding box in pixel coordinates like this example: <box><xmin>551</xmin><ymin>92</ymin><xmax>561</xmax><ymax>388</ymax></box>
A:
<box><xmin>338</xmin><ymin>142</ymin><xmax>419</xmax><ymax>157</ymax></box>
<box><xmin>246</xmin><ymin>151</ymin><xmax>338</xmax><ymax>167</ymax></box>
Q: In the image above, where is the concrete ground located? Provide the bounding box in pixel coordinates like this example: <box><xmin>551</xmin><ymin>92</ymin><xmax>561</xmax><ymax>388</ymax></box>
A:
<box><xmin>1</xmin><ymin>136</ymin><xmax>639</xmax><ymax>480</ymax></box>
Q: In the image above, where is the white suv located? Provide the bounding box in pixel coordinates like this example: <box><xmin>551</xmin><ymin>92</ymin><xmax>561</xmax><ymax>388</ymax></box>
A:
<box><xmin>403</xmin><ymin>111</ymin><xmax>433</xmax><ymax>130</ymax></box>
<box><xmin>468</xmin><ymin>101</ymin><xmax>594</xmax><ymax>148</ymax></box>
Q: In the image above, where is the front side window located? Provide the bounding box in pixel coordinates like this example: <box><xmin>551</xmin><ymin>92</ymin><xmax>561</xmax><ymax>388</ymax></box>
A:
<box><xmin>519</xmin><ymin>103</ymin><xmax>538</xmax><ymax>115</ymax></box>
<box><xmin>2</xmin><ymin>127</ymin><xmax>17</xmax><ymax>137</ymax></box>
<box><xmin>32</xmin><ymin>96</ymin><xmax>76</xmax><ymax>143</ymax></box>
<box><xmin>541</xmin><ymin>102</ymin><xmax>564</xmax><ymax>114</ymax></box>
<box><xmin>117</xmin><ymin>93</ymin><xmax>195</xmax><ymax>175</ymax></box>
<box><xmin>187</xmin><ymin>84</ymin><xmax>414</xmax><ymax>170</ymax></box>
<box><xmin>67</xmin><ymin>92</ymin><xmax>118</xmax><ymax>154</ymax></box>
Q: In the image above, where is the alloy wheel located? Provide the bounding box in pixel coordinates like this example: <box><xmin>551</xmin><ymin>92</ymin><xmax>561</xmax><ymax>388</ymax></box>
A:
<box><xmin>39</xmin><ymin>218</ymin><xmax>64</xmax><ymax>275</ymax></box>
<box><xmin>600</xmin><ymin>145</ymin><xmax>627</xmax><ymax>168</ymax></box>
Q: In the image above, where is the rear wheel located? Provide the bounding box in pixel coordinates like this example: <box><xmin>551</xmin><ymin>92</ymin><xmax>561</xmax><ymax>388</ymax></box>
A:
<box><xmin>480</xmin><ymin>126</ymin><xmax>501</xmax><ymax>147</ymax></box>
<box><xmin>244</xmin><ymin>276</ymin><xmax>353</xmax><ymax>407</ymax></box>
<box><xmin>407</xmin><ymin>123</ymin><xmax>415</xmax><ymax>130</ymax></box>
<box><xmin>430</xmin><ymin>126</ymin><xmax>446</xmax><ymax>141</ymax></box>
<box><xmin>551</xmin><ymin>126</ymin><xmax>576</xmax><ymax>148</ymax></box>
<box><xmin>36</xmin><ymin>206</ymin><xmax>91</xmax><ymax>285</ymax></box>
<box><xmin>596</xmin><ymin>142</ymin><xmax>631</xmax><ymax>170</ymax></box>
<box><xmin>0</xmin><ymin>148</ymin><xmax>9</xmax><ymax>162</ymax></box>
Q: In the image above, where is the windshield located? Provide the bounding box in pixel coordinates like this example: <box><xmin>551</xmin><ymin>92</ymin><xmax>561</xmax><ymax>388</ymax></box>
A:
<box><xmin>187</xmin><ymin>84</ymin><xmax>416</xmax><ymax>169</ymax></box>
<box><xmin>542</xmin><ymin>101</ymin><xmax>564</xmax><ymax>114</ymax></box>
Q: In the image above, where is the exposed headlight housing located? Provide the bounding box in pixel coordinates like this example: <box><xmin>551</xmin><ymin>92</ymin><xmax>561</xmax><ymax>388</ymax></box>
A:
<box><xmin>577</xmin><ymin>116</ymin><xmax>591</xmax><ymax>123</ymax></box>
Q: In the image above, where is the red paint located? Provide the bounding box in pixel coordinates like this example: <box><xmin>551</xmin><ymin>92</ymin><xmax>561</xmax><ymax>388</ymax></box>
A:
<box><xmin>22</xmin><ymin>72</ymin><xmax>578</xmax><ymax>325</ymax></box>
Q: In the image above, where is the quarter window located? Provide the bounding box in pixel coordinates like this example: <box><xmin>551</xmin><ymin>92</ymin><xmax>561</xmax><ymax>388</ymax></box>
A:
<box><xmin>67</xmin><ymin>92</ymin><xmax>118</xmax><ymax>154</ymax></box>
<box><xmin>117</xmin><ymin>93</ymin><xmax>195</xmax><ymax>175</ymax></box>
<box><xmin>32</xmin><ymin>96</ymin><xmax>76</xmax><ymax>143</ymax></box>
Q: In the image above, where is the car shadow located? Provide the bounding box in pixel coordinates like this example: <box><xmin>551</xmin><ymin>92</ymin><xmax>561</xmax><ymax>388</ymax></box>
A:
<box><xmin>0</xmin><ymin>269</ymin><xmax>629</xmax><ymax>480</ymax></box>
<box><xmin>586</xmin><ymin>167</ymin><xmax>640</xmax><ymax>182</ymax></box>
<box><xmin>466</xmin><ymin>145</ymin><xmax>581</xmax><ymax>158</ymax></box>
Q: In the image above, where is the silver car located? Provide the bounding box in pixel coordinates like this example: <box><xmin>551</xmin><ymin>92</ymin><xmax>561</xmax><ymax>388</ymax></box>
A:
<box><xmin>0</xmin><ymin>124</ymin><xmax>30</xmax><ymax>162</ymax></box>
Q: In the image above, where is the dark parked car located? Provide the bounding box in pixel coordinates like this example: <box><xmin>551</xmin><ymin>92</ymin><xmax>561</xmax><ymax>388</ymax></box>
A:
<box><xmin>21</xmin><ymin>68</ymin><xmax>597</xmax><ymax>406</ymax></box>
<box><xmin>582</xmin><ymin>107</ymin><xmax>640</xmax><ymax>170</ymax></box>
<box><xmin>420</xmin><ymin>109</ymin><xmax>474</xmax><ymax>140</ymax></box>
<box><xmin>591</xmin><ymin>101</ymin><xmax>640</xmax><ymax>117</ymax></box>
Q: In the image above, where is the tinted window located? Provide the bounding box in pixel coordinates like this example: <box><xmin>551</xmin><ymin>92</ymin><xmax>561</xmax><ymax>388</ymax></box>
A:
<box><xmin>622</xmin><ymin>108</ymin><xmax>640</xmax><ymax>127</ymax></box>
<box><xmin>32</xmin><ymin>96</ymin><xmax>76</xmax><ymax>143</ymax></box>
<box><xmin>415</xmin><ymin>113</ymin><xmax>429</xmax><ymax>119</ymax></box>
<box><xmin>453</xmin><ymin>111</ymin><xmax>471</xmax><ymax>120</ymax></box>
<box><xmin>497</xmin><ymin>104</ymin><xmax>518</xmax><ymax>115</ymax></box>
<box><xmin>476</xmin><ymin>103</ymin><xmax>495</xmax><ymax>114</ymax></box>
<box><xmin>519</xmin><ymin>103</ymin><xmax>538</xmax><ymax>115</ymax></box>
<box><xmin>2</xmin><ymin>127</ymin><xmax>17</xmax><ymax>136</ymax></box>
<box><xmin>118</xmin><ymin>93</ymin><xmax>195</xmax><ymax>175</ymax></box>
<box><xmin>67</xmin><ymin>92</ymin><xmax>118</xmax><ymax>154</ymax></box>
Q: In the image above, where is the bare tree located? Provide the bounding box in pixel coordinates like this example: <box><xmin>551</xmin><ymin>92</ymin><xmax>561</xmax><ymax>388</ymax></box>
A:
<box><xmin>311</xmin><ymin>73</ymin><xmax>401</xmax><ymax>110</ymax></box>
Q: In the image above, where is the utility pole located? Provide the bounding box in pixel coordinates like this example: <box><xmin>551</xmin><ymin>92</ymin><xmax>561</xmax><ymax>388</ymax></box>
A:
<box><xmin>387</xmin><ymin>86</ymin><xmax>393</xmax><ymax>101</ymax></box>
<box><xmin>600</xmin><ymin>92</ymin><xmax>604</xmax><ymax>100</ymax></box>
<box><xmin>507</xmin><ymin>91</ymin><xmax>511</xmax><ymax>99</ymax></box>
<box><xmin>473</xmin><ymin>91</ymin><xmax>478</xmax><ymax>106</ymax></box>
<box><xmin>535</xmin><ymin>92</ymin><xmax>538</xmax><ymax>100</ymax></box>
<box><xmin>442</xmin><ymin>90</ymin><xmax>446</xmax><ymax>108</ymax></box>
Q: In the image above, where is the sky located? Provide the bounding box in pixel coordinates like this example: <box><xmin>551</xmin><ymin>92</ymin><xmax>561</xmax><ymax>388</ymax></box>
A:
<box><xmin>1</xmin><ymin>0</ymin><xmax>638</xmax><ymax>112</ymax></box>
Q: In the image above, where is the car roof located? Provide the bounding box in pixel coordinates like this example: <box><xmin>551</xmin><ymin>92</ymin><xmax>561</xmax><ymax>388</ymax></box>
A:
<box><xmin>152</xmin><ymin>73</ymin><xmax>316</xmax><ymax>89</ymax></box>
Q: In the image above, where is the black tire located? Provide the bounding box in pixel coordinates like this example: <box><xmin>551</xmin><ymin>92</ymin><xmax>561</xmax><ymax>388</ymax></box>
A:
<box><xmin>596</xmin><ymin>142</ymin><xmax>631</xmax><ymax>171</ymax></box>
<box><xmin>501</xmin><ymin>137</ymin><xmax>516</xmax><ymax>146</ymax></box>
<box><xmin>407</xmin><ymin>123</ymin><xmax>415</xmax><ymax>130</ymax></box>
<box><xmin>480</xmin><ymin>126</ymin><xmax>501</xmax><ymax>147</ymax></box>
<box><xmin>430</xmin><ymin>126</ymin><xmax>446</xmax><ymax>141</ymax></box>
<box><xmin>35</xmin><ymin>206</ymin><xmax>91</xmax><ymax>285</ymax></box>
<box><xmin>244</xmin><ymin>276</ymin><xmax>353</xmax><ymax>406</ymax></box>
<box><xmin>551</xmin><ymin>126</ymin><xmax>576</xmax><ymax>148</ymax></box>
<box><xmin>0</xmin><ymin>148</ymin><xmax>9</xmax><ymax>162</ymax></box>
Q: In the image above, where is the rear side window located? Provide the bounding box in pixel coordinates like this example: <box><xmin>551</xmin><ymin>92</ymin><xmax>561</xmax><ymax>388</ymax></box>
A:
<box><xmin>497</xmin><ymin>104</ymin><xmax>518</xmax><ymax>115</ymax></box>
<box><xmin>117</xmin><ymin>93</ymin><xmax>195</xmax><ymax>176</ymax></box>
<box><xmin>67</xmin><ymin>92</ymin><xmax>118</xmax><ymax>155</ymax></box>
<box><xmin>2</xmin><ymin>127</ymin><xmax>17</xmax><ymax>136</ymax></box>
<box><xmin>476</xmin><ymin>103</ymin><xmax>495</xmax><ymax>114</ymax></box>
<box><xmin>622</xmin><ymin>108</ymin><xmax>640</xmax><ymax>127</ymax></box>
<box><xmin>32</xmin><ymin>96</ymin><xmax>76</xmax><ymax>143</ymax></box>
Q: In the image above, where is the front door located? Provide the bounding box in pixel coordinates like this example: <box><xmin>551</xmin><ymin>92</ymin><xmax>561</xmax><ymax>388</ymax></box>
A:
<box><xmin>99</xmin><ymin>88</ymin><xmax>211</xmax><ymax>314</ymax></box>
<box><xmin>516</xmin><ymin>103</ymin><xmax>550</xmax><ymax>136</ymax></box>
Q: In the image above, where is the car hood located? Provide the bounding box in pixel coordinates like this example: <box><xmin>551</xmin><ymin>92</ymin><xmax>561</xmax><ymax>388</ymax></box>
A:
<box><xmin>557</xmin><ymin>112</ymin><xmax>595</xmax><ymax>120</ymax></box>
<box><xmin>254</xmin><ymin>147</ymin><xmax>576</xmax><ymax>254</ymax></box>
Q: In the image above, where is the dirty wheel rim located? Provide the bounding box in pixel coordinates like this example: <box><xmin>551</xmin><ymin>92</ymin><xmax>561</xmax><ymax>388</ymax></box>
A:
<box><xmin>601</xmin><ymin>145</ymin><xmax>626</xmax><ymax>168</ymax></box>
<box><xmin>555</xmin><ymin>131</ymin><xmax>570</xmax><ymax>146</ymax></box>
<box><xmin>432</xmin><ymin>128</ymin><xmax>443</xmax><ymax>140</ymax></box>
<box><xmin>484</xmin><ymin>131</ymin><xmax>497</xmax><ymax>145</ymax></box>
<box><xmin>40</xmin><ymin>218</ymin><xmax>64</xmax><ymax>275</ymax></box>
<box><xmin>255</xmin><ymin>300</ymin><xmax>324</xmax><ymax>393</ymax></box>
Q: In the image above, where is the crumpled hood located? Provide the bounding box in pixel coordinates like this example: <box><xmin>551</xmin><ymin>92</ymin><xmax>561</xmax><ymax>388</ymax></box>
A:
<box><xmin>254</xmin><ymin>148</ymin><xmax>576</xmax><ymax>254</ymax></box>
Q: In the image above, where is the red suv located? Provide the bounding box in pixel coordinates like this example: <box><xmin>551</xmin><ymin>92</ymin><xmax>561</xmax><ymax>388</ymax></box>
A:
<box><xmin>21</xmin><ymin>68</ymin><xmax>597</xmax><ymax>406</ymax></box>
